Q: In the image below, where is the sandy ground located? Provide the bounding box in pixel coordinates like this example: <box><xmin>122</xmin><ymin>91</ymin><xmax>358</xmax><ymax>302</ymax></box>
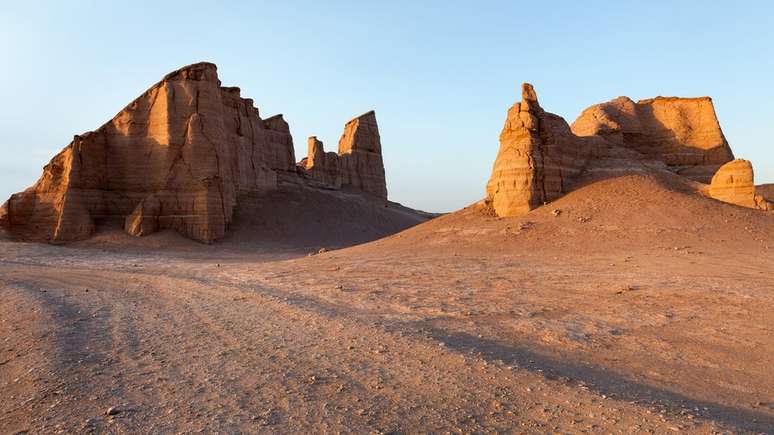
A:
<box><xmin>1</xmin><ymin>174</ymin><xmax>773</xmax><ymax>434</ymax></box>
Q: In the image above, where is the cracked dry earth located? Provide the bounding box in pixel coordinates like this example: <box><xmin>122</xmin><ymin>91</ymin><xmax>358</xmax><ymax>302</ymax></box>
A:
<box><xmin>1</xmin><ymin>176</ymin><xmax>774</xmax><ymax>434</ymax></box>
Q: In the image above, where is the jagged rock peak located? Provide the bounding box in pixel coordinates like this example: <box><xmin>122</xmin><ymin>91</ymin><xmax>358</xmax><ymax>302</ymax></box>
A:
<box><xmin>264</xmin><ymin>114</ymin><xmax>290</xmax><ymax>133</ymax></box>
<box><xmin>162</xmin><ymin>61</ymin><xmax>219</xmax><ymax>82</ymax></box>
<box><xmin>338</xmin><ymin>110</ymin><xmax>381</xmax><ymax>154</ymax></box>
<box><xmin>486</xmin><ymin>83</ymin><xmax>596</xmax><ymax>217</ymax></box>
<box><xmin>298</xmin><ymin>111</ymin><xmax>387</xmax><ymax>199</ymax></box>
<box><xmin>305</xmin><ymin>136</ymin><xmax>325</xmax><ymax>169</ymax></box>
<box><xmin>520</xmin><ymin>83</ymin><xmax>541</xmax><ymax>112</ymax></box>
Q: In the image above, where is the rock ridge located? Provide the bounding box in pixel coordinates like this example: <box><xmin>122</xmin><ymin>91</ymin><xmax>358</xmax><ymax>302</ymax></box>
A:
<box><xmin>1</xmin><ymin>62</ymin><xmax>391</xmax><ymax>243</ymax></box>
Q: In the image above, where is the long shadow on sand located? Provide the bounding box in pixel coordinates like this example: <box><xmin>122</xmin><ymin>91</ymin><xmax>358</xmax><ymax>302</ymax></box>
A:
<box><xmin>211</xmin><ymin>271</ymin><xmax>773</xmax><ymax>434</ymax></box>
<box><xmin>420</xmin><ymin>326</ymin><xmax>773</xmax><ymax>434</ymax></box>
<box><xmin>11</xmin><ymin>258</ymin><xmax>771</xmax><ymax>433</ymax></box>
<box><xmin>176</xmin><ymin>264</ymin><xmax>774</xmax><ymax>434</ymax></box>
<box><xmin>118</xmin><ymin>264</ymin><xmax>774</xmax><ymax>433</ymax></box>
<box><xmin>0</xmin><ymin>280</ymin><xmax>125</xmax><ymax>432</ymax></box>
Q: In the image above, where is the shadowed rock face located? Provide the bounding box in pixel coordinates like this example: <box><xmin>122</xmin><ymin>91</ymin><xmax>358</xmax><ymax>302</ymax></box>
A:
<box><xmin>297</xmin><ymin>111</ymin><xmax>388</xmax><ymax>199</ymax></box>
<box><xmin>572</xmin><ymin>96</ymin><xmax>734</xmax><ymax>183</ymax></box>
<box><xmin>486</xmin><ymin>84</ymin><xmax>757</xmax><ymax>216</ymax></box>
<box><xmin>299</xmin><ymin>136</ymin><xmax>342</xmax><ymax>188</ymax></box>
<box><xmin>757</xmin><ymin>184</ymin><xmax>774</xmax><ymax>203</ymax></box>
<box><xmin>709</xmin><ymin>160</ymin><xmax>773</xmax><ymax>210</ymax></box>
<box><xmin>0</xmin><ymin>63</ymin><xmax>390</xmax><ymax>243</ymax></box>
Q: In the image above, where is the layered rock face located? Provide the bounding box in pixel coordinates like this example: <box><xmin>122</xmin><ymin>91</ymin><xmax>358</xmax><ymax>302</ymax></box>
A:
<box><xmin>486</xmin><ymin>84</ymin><xmax>599</xmax><ymax>216</ymax></box>
<box><xmin>486</xmin><ymin>84</ymin><xmax>764</xmax><ymax>216</ymax></box>
<box><xmin>1</xmin><ymin>63</ymin><xmax>390</xmax><ymax>243</ymax></box>
<box><xmin>572</xmin><ymin>96</ymin><xmax>733</xmax><ymax>183</ymax></box>
<box><xmin>297</xmin><ymin>111</ymin><xmax>387</xmax><ymax>199</ymax></box>
<box><xmin>299</xmin><ymin>136</ymin><xmax>342</xmax><ymax>187</ymax></box>
<box><xmin>709</xmin><ymin>160</ymin><xmax>773</xmax><ymax>210</ymax></box>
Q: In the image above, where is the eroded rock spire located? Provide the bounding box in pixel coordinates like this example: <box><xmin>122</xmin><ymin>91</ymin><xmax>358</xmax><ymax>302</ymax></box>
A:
<box><xmin>298</xmin><ymin>111</ymin><xmax>387</xmax><ymax>199</ymax></box>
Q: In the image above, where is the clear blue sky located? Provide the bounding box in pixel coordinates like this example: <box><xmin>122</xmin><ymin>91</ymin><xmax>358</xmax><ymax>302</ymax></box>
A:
<box><xmin>1</xmin><ymin>1</ymin><xmax>772</xmax><ymax>213</ymax></box>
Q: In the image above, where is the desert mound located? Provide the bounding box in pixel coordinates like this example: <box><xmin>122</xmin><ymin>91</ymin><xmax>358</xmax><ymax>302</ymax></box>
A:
<box><xmin>0</xmin><ymin>62</ymin><xmax>429</xmax><ymax>245</ymax></box>
<box><xmin>350</xmin><ymin>170</ymin><xmax>774</xmax><ymax>256</ymax></box>
<box><xmin>223</xmin><ymin>174</ymin><xmax>434</xmax><ymax>250</ymax></box>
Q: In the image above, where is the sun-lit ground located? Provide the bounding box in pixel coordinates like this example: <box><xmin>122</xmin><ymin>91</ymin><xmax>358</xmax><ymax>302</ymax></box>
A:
<box><xmin>2</xmin><ymin>175</ymin><xmax>773</xmax><ymax>433</ymax></box>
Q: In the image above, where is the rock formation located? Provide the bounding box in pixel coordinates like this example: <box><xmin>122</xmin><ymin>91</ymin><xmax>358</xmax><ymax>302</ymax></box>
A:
<box><xmin>709</xmin><ymin>160</ymin><xmax>773</xmax><ymax>210</ymax></box>
<box><xmin>299</xmin><ymin>136</ymin><xmax>342</xmax><ymax>188</ymax></box>
<box><xmin>485</xmin><ymin>83</ymin><xmax>763</xmax><ymax>216</ymax></box>
<box><xmin>486</xmin><ymin>84</ymin><xmax>600</xmax><ymax>216</ymax></box>
<box><xmin>336</xmin><ymin>111</ymin><xmax>387</xmax><ymax>199</ymax></box>
<box><xmin>757</xmin><ymin>184</ymin><xmax>774</xmax><ymax>203</ymax></box>
<box><xmin>297</xmin><ymin>111</ymin><xmax>387</xmax><ymax>199</ymax></box>
<box><xmin>1</xmin><ymin>63</ymin><xmax>391</xmax><ymax>243</ymax></box>
<box><xmin>571</xmin><ymin>96</ymin><xmax>734</xmax><ymax>183</ymax></box>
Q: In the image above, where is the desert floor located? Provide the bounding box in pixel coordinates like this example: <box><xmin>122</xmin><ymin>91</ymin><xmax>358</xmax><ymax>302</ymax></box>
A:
<box><xmin>1</xmin><ymin>175</ymin><xmax>773</xmax><ymax>434</ymax></box>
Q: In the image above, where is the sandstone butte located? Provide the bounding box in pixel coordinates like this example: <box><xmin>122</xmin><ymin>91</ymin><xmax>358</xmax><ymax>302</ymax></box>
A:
<box><xmin>297</xmin><ymin>110</ymin><xmax>387</xmax><ymax>198</ymax></box>
<box><xmin>486</xmin><ymin>83</ymin><xmax>772</xmax><ymax>216</ymax></box>
<box><xmin>0</xmin><ymin>62</ymin><xmax>389</xmax><ymax>243</ymax></box>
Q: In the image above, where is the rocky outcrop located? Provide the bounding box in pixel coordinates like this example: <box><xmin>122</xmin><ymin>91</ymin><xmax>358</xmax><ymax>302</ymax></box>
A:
<box><xmin>1</xmin><ymin>62</ymin><xmax>392</xmax><ymax>244</ymax></box>
<box><xmin>298</xmin><ymin>136</ymin><xmax>342</xmax><ymax>188</ymax></box>
<box><xmin>297</xmin><ymin>111</ymin><xmax>388</xmax><ymax>199</ymax></box>
<box><xmin>572</xmin><ymin>96</ymin><xmax>734</xmax><ymax>183</ymax></box>
<box><xmin>709</xmin><ymin>160</ymin><xmax>773</xmax><ymax>210</ymax></box>
<box><xmin>1</xmin><ymin>63</ymin><xmax>287</xmax><ymax>243</ymax></box>
<box><xmin>485</xmin><ymin>84</ymin><xmax>758</xmax><ymax>217</ymax></box>
<box><xmin>757</xmin><ymin>184</ymin><xmax>774</xmax><ymax>203</ymax></box>
<box><xmin>486</xmin><ymin>84</ymin><xmax>600</xmax><ymax>216</ymax></box>
<box><xmin>337</xmin><ymin>111</ymin><xmax>387</xmax><ymax>198</ymax></box>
